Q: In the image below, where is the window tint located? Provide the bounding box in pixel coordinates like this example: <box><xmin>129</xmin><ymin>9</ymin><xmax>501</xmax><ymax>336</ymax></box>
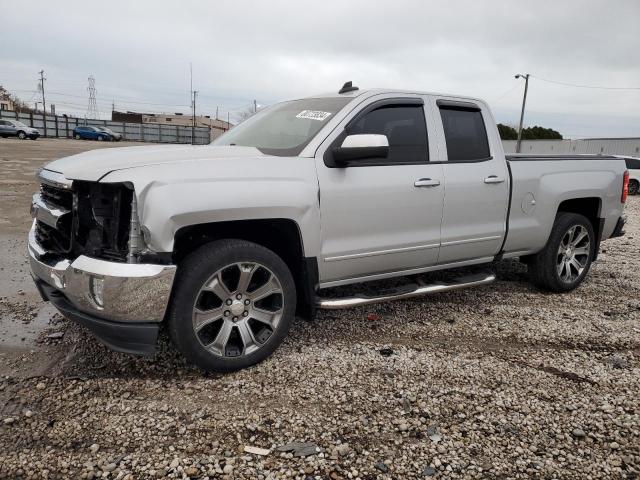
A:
<box><xmin>625</xmin><ymin>158</ymin><xmax>640</xmax><ymax>170</ymax></box>
<box><xmin>347</xmin><ymin>105</ymin><xmax>428</xmax><ymax>164</ymax></box>
<box><xmin>439</xmin><ymin>107</ymin><xmax>490</xmax><ymax>161</ymax></box>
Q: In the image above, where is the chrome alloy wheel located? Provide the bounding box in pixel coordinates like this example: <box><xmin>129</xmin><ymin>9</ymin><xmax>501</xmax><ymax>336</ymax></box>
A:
<box><xmin>556</xmin><ymin>225</ymin><xmax>590</xmax><ymax>283</ymax></box>
<box><xmin>192</xmin><ymin>262</ymin><xmax>284</xmax><ymax>358</ymax></box>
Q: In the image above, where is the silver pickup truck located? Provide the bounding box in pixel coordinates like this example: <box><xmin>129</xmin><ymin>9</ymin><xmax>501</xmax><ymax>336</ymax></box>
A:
<box><xmin>28</xmin><ymin>82</ymin><xmax>628</xmax><ymax>372</ymax></box>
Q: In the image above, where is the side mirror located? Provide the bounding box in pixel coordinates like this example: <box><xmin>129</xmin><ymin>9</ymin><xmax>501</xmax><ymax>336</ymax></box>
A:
<box><xmin>332</xmin><ymin>134</ymin><xmax>389</xmax><ymax>164</ymax></box>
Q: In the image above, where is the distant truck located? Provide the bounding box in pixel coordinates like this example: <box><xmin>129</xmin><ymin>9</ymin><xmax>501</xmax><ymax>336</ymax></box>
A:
<box><xmin>29</xmin><ymin>82</ymin><xmax>628</xmax><ymax>372</ymax></box>
<box><xmin>0</xmin><ymin>119</ymin><xmax>40</xmax><ymax>140</ymax></box>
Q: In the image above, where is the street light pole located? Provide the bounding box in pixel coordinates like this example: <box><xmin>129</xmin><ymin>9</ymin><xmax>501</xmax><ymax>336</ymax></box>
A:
<box><xmin>515</xmin><ymin>73</ymin><xmax>530</xmax><ymax>154</ymax></box>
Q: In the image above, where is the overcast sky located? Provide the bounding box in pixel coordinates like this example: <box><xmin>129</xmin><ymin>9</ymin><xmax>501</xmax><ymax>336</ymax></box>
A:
<box><xmin>2</xmin><ymin>0</ymin><xmax>639</xmax><ymax>138</ymax></box>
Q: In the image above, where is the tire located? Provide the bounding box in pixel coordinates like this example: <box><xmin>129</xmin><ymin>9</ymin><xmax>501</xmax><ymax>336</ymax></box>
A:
<box><xmin>629</xmin><ymin>180</ymin><xmax>639</xmax><ymax>196</ymax></box>
<box><xmin>97</xmin><ymin>135</ymin><xmax>104</xmax><ymax>141</ymax></box>
<box><xmin>74</xmin><ymin>134</ymin><xmax>81</xmax><ymax>140</ymax></box>
<box><xmin>528</xmin><ymin>212</ymin><xmax>595</xmax><ymax>292</ymax></box>
<box><xmin>17</xmin><ymin>131</ymin><xmax>27</xmax><ymax>140</ymax></box>
<box><xmin>167</xmin><ymin>239</ymin><xmax>296</xmax><ymax>372</ymax></box>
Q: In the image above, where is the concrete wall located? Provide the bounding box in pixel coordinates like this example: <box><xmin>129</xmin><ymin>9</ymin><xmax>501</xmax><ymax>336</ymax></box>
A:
<box><xmin>503</xmin><ymin>138</ymin><xmax>640</xmax><ymax>157</ymax></box>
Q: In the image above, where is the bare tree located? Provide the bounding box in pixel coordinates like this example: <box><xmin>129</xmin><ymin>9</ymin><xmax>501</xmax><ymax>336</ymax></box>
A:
<box><xmin>236</xmin><ymin>106</ymin><xmax>255</xmax><ymax>123</ymax></box>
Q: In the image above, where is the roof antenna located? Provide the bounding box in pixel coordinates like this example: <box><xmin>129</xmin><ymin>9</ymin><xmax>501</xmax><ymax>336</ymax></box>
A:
<box><xmin>339</xmin><ymin>81</ymin><xmax>359</xmax><ymax>94</ymax></box>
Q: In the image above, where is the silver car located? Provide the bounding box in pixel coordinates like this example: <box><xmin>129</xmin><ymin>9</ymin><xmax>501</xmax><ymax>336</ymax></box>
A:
<box><xmin>0</xmin><ymin>119</ymin><xmax>40</xmax><ymax>140</ymax></box>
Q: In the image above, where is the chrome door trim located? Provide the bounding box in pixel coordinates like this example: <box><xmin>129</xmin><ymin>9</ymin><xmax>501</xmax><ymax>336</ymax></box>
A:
<box><xmin>440</xmin><ymin>235</ymin><xmax>502</xmax><ymax>247</ymax></box>
<box><xmin>324</xmin><ymin>242</ymin><xmax>440</xmax><ymax>262</ymax></box>
<box><xmin>319</xmin><ymin>256</ymin><xmax>496</xmax><ymax>289</ymax></box>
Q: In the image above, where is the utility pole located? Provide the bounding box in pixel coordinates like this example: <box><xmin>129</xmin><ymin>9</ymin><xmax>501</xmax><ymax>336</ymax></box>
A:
<box><xmin>216</xmin><ymin>106</ymin><xmax>219</xmax><ymax>120</ymax></box>
<box><xmin>227</xmin><ymin>112</ymin><xmax>229</xmax><ymax>130</ymax></box>
<box><xmin>39</xmin><ymin>70</ymin><xmax>47</xmax><ymax>136</ymax></box>
<box><xmin>515</xmin><ymin>73</ymin><xmax>530</xmax><ymax>154</ymax></box>
<box><xmin>192</xmin><ymin>90</ymin><xmax>197</xmax><ymax>145</ymax></box>
<box><xmin>254</xmin><ymin>99</ymin><xmax>257</xmax><ymax>113</ymax></box>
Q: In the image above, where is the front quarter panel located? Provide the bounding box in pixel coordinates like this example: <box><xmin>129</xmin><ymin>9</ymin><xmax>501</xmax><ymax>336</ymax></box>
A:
<box><xmin>102</xmin><ymin>156</ymin><xmax>321</xmax><ymax>256</ymax></box>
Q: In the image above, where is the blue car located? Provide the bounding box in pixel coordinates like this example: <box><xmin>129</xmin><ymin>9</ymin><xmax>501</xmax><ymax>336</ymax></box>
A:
<box><xmin>72</xmin><ymin>126</ymin><xmax>113</xmax><ymax>141</ymax></box>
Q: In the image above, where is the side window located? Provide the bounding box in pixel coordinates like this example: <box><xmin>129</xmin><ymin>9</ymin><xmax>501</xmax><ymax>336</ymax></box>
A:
<box><xmin>347</xmin><ymin>105</ymin><xmax>428</xmax><ymax>164</ymax></box>
<box><xmin>439</xmin><ymin>107</ymin><xmax>490</xmax><ymax>162</ymax></box>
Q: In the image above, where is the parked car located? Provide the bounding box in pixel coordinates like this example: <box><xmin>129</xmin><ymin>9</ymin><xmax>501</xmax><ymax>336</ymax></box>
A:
<box><xmin>29</xmin><ymin>82</ymin><xmax>628</xmax><ymax>372</ymax></box>
<box><xmin>0</xmin><ymin>119</ymin><xmax>40</xmax><ymax>140</ymax></box>
<box><xmin>72</xmin><ymin>125</ymin><xmax>112</xmax><ymax>141</ymax></box>
<box><xmin>96</xmin><ymin>126</ymin><xmax>123</xmax><ymax>141</ymax></box>
<box><xmin>622</xmin><ymin>156</ymin><xmax>640</xmax><ymax>195</ymax></box>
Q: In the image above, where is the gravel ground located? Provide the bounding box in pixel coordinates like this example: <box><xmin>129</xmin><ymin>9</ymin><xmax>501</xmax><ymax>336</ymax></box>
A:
<box><xmin>0</xmin><ymin>139</ymin><xmax>638</xmax><ymax>479</ymax></box>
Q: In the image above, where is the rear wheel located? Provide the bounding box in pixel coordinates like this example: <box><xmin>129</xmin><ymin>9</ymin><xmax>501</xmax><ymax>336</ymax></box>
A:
<box><xmin>74</xmin><ymin>133</ymin><xmax>81</xmax><ymax>140</ymax></box>
<box><xmin>629</xmin><ymin>180</ymin><xmax>639</xmax><ymax>196</ymax></box>
<box><xmin>528</xmin><ymin>212</ymin><xmax>594</xmax><ymax>292</ymax></box>
<box><xmin>167</xmin><ymin>239</ymin><xmax>296</xmax><ymax>372</ymax></box>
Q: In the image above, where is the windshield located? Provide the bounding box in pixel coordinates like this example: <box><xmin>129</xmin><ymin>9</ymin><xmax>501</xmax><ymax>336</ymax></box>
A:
<box><xmin>213</xmin><ymin>97</ymin><xmax>352</xmax><ymax>156</ymax></box>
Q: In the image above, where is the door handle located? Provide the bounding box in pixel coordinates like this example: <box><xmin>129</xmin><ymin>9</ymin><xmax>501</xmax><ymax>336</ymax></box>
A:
<box><xmin>484</xmin><ymin>175</ymin><xmax>505</xmax><ymax>184</ymax></box>
<box><xmin>414</xmin><ymin>178</ymin><xmax>441</xmax><ymax>188</ymax></box>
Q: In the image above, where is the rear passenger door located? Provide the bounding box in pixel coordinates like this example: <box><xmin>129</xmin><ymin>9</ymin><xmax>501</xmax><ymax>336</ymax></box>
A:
<box><xmin>431</xmin><ymin>99</ymin><xmax>510</xmax><ymax>264</ymax></box>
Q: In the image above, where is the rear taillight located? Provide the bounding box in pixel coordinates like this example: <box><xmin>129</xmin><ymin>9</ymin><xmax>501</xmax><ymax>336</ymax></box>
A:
<box><xmin>622</xmin><ymin>170</ymin><xmax>629</xmax><ymax>203</ymax></box>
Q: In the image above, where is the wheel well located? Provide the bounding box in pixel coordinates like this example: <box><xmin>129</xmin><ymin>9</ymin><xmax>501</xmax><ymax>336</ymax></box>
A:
<box><xmin>557</xmin><ymin>197</ymin><xmax>601</xmax><ymax>228</ymax></box>
<box><xmin>557</xmin><ymin>197</ymin><xmax>602</xmax><ymax>258</ymax></box>
<box><xmin>173</xmin><ymin>219</ymin><xmax>316</xmax><ymax>319</ymax></box>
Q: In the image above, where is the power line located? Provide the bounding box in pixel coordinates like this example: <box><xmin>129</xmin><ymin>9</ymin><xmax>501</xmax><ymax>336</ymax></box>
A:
<box><xmin>531</xmin><ymin>75</ymin><xmax>640</xmax><ymax>90</ymax></box>
<box><xmin>491</xmin><ymin>82</ymin><xmax>521</xmax><ymax>103</ymax></box>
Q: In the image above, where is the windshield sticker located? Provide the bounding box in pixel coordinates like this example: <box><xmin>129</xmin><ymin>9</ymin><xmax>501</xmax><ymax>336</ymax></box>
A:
<box><xmin>296</xmin><ymin>110</ymin><xmax>332</xmax><ymax>121</ymax></box>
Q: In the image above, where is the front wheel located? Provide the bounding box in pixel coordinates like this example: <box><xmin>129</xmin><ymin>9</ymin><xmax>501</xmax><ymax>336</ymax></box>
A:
<box><xmin>97</xmin><ymin>135</ymin><xmax>104</xmax><ymax>141</ymax></box>
<box><xmin>167</xmin><ymin>239</ymin><xmax>296</xmax><ymax>372</ymax></box>
<box><xmin>17</xmin><ymin>131</ymin><xmax>27</xmax><ymax>140</ymax></box>
<box><xmin>528</xmin><ymin>212</ymin><xmax>595</xmax><ymax>292</ymax></box>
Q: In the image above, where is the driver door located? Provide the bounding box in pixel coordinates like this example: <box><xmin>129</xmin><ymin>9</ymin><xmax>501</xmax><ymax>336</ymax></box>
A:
<box><xmin>315</xmin><ymin>96</ymin><xmax>444</xmax><ymax>286</ymax></box>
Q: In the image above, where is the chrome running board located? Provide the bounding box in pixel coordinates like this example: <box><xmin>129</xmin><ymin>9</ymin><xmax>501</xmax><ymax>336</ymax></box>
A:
<box><xmin>316</xmin><ymin>272</ymin><xmax>495</xmax><ymax>310</ymax></box>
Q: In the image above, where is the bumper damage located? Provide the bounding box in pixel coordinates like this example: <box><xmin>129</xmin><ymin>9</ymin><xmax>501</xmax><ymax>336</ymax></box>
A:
<box><xmin>28</xmin><ymin>222</ymin><xmax>176</xmax><ymax>355</ymax></box>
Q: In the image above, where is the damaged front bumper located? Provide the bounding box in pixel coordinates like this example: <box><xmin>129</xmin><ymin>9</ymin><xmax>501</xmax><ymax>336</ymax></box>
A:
<box><xmin>28</xmin><ymin>222</ymin><xmax>176</xmax><ymax>354</ymax></box>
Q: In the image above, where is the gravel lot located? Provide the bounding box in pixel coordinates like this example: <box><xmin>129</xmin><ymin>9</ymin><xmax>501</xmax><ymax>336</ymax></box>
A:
<box><xmin>0</xmin><ymin>138</ymin><xmax>638</xmax><ymax>479</ymax></box>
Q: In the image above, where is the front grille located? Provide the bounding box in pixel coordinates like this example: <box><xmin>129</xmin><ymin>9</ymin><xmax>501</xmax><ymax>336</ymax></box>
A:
<box><xmin>41</xmin><ymin>183</ymin><xmax>73</xmax><ymax>210</ymax></box>
<box><xmin>36</xmin><ymin>183</ymin><xmax>74</xmax><ymax>254</ymax></box>
<box><xmin>34</xmin><ymin>180</ymin><xmax>132</xmax><ymax>262</ymax></box>
<box><xmin>35</xmin><ymin>219</ymin><xmax>72</xmax><ymax>253</ymax></box>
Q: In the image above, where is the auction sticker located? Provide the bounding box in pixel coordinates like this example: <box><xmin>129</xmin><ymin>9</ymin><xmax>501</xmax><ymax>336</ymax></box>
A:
<box><xmin>296</xmin><ymin>110</ymin><xmax>332</xmax><ymax>121</ymax></box>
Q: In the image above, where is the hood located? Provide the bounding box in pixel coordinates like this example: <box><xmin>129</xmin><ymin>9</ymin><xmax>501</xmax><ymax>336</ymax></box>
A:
<box><xmin>43</xmin><ymin>144</ymin><xmax>268</xmax><ymax>181</ymax></box>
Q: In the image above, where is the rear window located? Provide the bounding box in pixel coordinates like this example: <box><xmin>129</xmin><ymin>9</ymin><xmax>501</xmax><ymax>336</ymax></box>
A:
<box><xmin>625</xmin><ymin>158</ymin><xmax>640</xmax><ymax>170</ymax></box>
<box><xmin>439</xmin><ymin>107</ymin><xmax>490</xmax><ymax>161</ymax></box>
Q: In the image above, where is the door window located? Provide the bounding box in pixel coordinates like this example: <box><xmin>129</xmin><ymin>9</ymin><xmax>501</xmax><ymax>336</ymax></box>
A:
<box><xmin>347</xmin><ymin>104</ymin><xmax>428</xmax><ymax>164</ymax></box>
<box><xmin>439</xmin><ymin>107</ymin><xmax>490</xmax><ymax>162</ymax></box>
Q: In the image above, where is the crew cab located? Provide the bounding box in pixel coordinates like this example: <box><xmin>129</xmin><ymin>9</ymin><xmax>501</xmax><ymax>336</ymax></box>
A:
<box><xmin>28</xmin><ymin>82</ymin><xmax>628</xmax><ymax>372</ymax></box>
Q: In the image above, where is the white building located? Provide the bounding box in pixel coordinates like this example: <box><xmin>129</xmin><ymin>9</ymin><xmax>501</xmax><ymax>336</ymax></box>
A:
<box><xmin>503</xmin><ymin>138</ymin><xmax>640</xmax><ymax>157</ymax></box>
